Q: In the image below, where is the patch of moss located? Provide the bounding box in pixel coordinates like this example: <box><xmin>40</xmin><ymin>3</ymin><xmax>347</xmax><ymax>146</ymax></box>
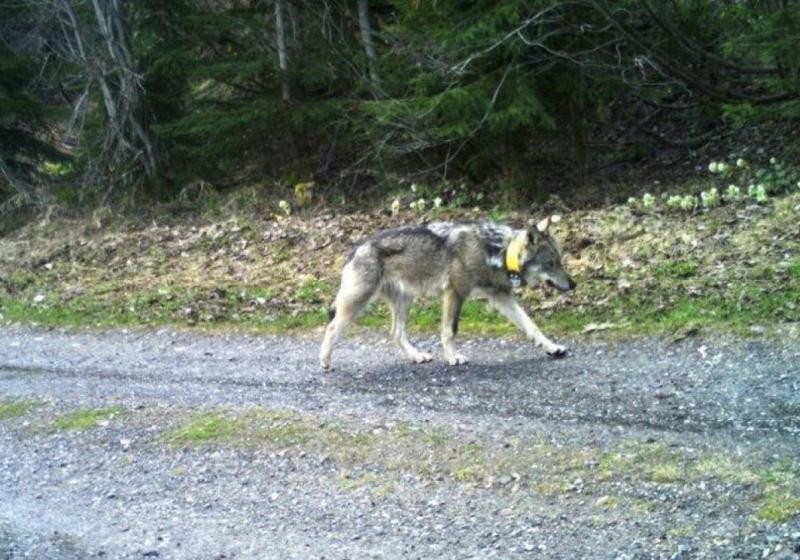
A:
<box><xmin>0</xmin><ymin>399</ymin><xmax>40</xmax><ymax>420</ymax></box>
<box><xmin>52</xmin><ymin>406</ymin><xmax>124</xmax><ymax>431</ymax></box>
<box><xmin>695</xmin><ymin>456</ymin><xmax>759</xmax><ymax>484</ymax></box>
<box><xmin>165</xmin><ymin>413</ymin><xmax>238</xmax><ymax>442</ymax></box>
<box><xmin>165</xmin><ymin>409</ymin><xmax>321</xmax><ymax>448</ymax></box>
<box><xmin>755</xmin><ymin>491</ymin><xmax>800</xmax><ymax>523</ymax></box>
<box><xmin>646</xmin><ymin>462</ymin><xmax>685</xmax><ymax>483</ymax></box>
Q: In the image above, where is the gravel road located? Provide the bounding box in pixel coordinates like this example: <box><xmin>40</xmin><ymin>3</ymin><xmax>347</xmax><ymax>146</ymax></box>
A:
<box><xmin>1</xmin><ymin>325</ymin><xmax>799</xmax><ymax>559</ymax></box>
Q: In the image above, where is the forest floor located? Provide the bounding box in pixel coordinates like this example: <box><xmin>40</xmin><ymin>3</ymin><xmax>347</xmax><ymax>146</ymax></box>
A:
<box><xmin>0</xmin><ymin>189</ymin><xmax>798</xmax><ymax>340</ymax></box>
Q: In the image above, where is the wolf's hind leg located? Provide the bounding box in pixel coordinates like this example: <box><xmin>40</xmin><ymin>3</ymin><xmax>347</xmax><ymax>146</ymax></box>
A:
<box><xmin>385</xmin><ymin>289</ymin><xmax>432</xmax><ymax>364</ymax></box>
<box><xmin>319</xmin><ymin>263</ymin><xmax>378</xmax><ymax>369</ymax></box>
<box><xmin>488</xmin><ymin>293</ymin><xmax>567</xmax><ymax>357</ymax></box>
<box><xmin>441</xmin><ymin>288</ymin><xmax>468</xmax><ymax>365</ymax></box>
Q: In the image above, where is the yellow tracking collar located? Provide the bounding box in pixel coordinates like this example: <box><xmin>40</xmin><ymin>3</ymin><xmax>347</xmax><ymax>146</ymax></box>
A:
<box><xmin>505</xmin><ymin>231</ymin><xmax>527</xmax><ymax>273</ymax></box>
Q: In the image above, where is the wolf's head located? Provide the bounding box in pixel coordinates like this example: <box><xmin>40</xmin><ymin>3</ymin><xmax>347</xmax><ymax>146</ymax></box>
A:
<box><xmin>518</xmin><ymin>215</ymin><xmax>576</xmax><ymax>292</ymax></box>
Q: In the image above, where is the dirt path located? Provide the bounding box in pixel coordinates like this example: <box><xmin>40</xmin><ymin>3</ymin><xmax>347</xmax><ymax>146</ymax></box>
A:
<box><xmin>1</xmin><ymin>325</ymin><xmax>799</xmax><ymax>559</ymax></box>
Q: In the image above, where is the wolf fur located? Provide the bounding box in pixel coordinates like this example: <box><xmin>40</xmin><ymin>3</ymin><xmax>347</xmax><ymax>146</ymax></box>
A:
<box><xmin>319</xmin><ymin>216</ymin><xmax>575</xmax><ymax>369</ymax></box>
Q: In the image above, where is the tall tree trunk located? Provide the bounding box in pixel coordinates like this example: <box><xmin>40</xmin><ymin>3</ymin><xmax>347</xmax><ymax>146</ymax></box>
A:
<box><xmin>357</xmin><ymin>0</ymin><xmax>380</xmax><ymax>91</ymax></box>
<box><xmin>275</xmin><ymin>0</ymin><xmax>291</xmax><ymax>103</ymax></box>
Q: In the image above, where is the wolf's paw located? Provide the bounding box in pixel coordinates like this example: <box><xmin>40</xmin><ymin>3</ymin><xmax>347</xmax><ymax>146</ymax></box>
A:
<box><xmin>546</xmin><ymin>345</ymin><xmax>567</xmax><ymax>358</ymax></box>
<box><xmin>410</xmin><ymin>351</ymin><xmax>433</xmax><ymax>364</ymax></box>
<box><xmin>320</xmin><ymin>357</ymin><xmax>332</xmax><ymax>370</ymax></box>
<box><xmin>446</xmin><ymin>353</ymin><xmax>469</xmax><ymax>366</ymax></box>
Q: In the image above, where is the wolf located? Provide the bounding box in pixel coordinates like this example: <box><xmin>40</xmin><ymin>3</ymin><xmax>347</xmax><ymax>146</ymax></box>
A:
<box><xmin>319</xmin><ymin>215</ymin><xmax>575</xmax><ymax>369</ymax></box>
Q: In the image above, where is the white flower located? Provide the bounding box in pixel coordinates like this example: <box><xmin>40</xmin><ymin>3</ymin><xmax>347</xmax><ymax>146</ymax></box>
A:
<box><xmin>410</xmin><ymin>183</ymin><xmax>418</xmax><ymax>193</ymax></box>
<box><xmin>666</xmin><ymin>195</ymin><xmax>683</xmax><ymax>209</ymax></box>
<box><xmin>770</xmin><ymin>157</ymin><xmax>777</xmax><ymax>165</ymax></box>
<box><xmin>278</xmin><ymin>200</ymin><xmax>291</xmax><ymax>216</ymax></box>
<box><xmin>701</xmin><ymin>187</ymin><xmax>720</xmax><ymax>208</ymax></box>
<box><xmin>433</xmin><ymin>196</ymin><xmax>443</xmax><ymax>208</ymax></box>
<box><xmin>679</xmin><ymin>195</ymin><xmax>697</xmax><ymax>211</ymax></box>
<box><xmin>724</xmin><ymin>184</ymin><xmax>742</xmax><ymax>203</ymax></box>
<box><xmin>416</xmin><ymin>198</ymin><xmax>426</xmax><ymax>211</ymax></box>
<box><xmin>391</xmin><ymin>198</ymin><xmax>401</xmax><ymax>215</ymax></box>
<box><xmin>717</xmin><ymin>162</ymin><xmax>729</xmax><ymax>173</ymax></box>
<box><xmin>409</xmin><ymin>200</ymin><xmax>418</xmax><ymax>210</ymax></box>
<box><xmin>642</xmin><ymin>193</ymin><xmax>656</xmax><ymax>209</ymax></box>
<box><xmin>708</xmin><ymin>162</ymin><xmax>719</xmax><ymax>174</ymax></box>
<box><xmin>736</xmin><ymin>158</ymin><xmax>747</xmax><ymax>168</ymax></box>
<box><xmin>748</xmin><ymin>184</ymin><xmax>768</xmax><ymax>203</ymax></box>
<box><xmin>627</xmin><ymin>197</ymin><xmax>638</xmax><ymax>206</ymax></box>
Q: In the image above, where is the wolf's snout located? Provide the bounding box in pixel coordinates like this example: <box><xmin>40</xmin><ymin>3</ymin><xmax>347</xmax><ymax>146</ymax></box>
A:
<box><xmin>547</xmin><ymin>276</ymin><xmax>576</xmax><ymax>292</ymax></box>
<box><xmin>566</xmin><ymin>277</ymin><xmax>577</xmax><ymax>291</ymax></box>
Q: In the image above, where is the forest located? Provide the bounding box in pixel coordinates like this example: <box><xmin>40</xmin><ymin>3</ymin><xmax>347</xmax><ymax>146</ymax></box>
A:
<box><xmin>1</xmin><ymin>0</ymin><xmax>799</xmax><ymax>213</ymax></box>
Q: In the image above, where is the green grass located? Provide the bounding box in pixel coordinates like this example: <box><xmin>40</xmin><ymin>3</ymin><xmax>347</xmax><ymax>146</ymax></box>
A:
<box><xmin>756</xmin><ymin>491</ymin><xmax>800</xmax><ymax>523</ymax></box>
<box><xmin>162</xmin><ymin>407</ymin><xmax>800</xmax><ymax>522</ymax></box>
<box><xmin>654</xmin><ymin>260</ymin><xmax>700</xmax><ymax>279</ymax></box>
<box><xmin>2</xmin><ymin>268</ymin><xmax>797</xmax><ymax>338</ymax></box>
<box><xmin>164</xmin><ymin>409</ymin><xmax>320</xmax><ymax>448</ymax></box>
<box><xmin>165</xmin><ymin>412</ymin><xmax>239</xmax><ymax>443</ymax></box>
<box><xmin>753</xmin><ymin>463</ymin><xmax>800</xmax><ymax>522</ymax></box>
<box><xmin>52</xmin><ymin>406</ymin><xmax>124</xmax><ymax>431</ymax></box>
<box><xmin>0</xmin><ymin>399</ymin><xmax>40</xmax><ymax>420</ymax></box>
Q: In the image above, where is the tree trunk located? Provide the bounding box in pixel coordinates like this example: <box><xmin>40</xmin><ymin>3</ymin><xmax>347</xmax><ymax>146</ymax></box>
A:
<box><xmin>357</xmin><ymin>0</ymin><xmax>380</xmax><ymax>91</ymax></box>
<box><xmin>275</xmin><ymin>0</ymin><xmax>291</xmax><ymax>103</ymax></box>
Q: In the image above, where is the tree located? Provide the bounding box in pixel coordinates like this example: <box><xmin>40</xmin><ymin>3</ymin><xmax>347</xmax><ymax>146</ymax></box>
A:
<box><xmin>357</xmin><ymin>0</ymin><xmax>381</xmax><ymax>92</ymax></box>
<box><xmin>55</xmin><ymin>0</ymin><xmax>156</xmax><ymax>198</ymax></box>
<box><xmin>0</xmin><ymin>2</ymin><xmax>70</xmax><ymax>211</ymax></box>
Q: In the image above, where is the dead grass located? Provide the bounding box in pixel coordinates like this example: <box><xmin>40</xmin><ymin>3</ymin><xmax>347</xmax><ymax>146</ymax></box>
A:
<box><xmin>1</xmin><ymin>191</ymin><xmax>798</xmax><ymax>337</ymax></box>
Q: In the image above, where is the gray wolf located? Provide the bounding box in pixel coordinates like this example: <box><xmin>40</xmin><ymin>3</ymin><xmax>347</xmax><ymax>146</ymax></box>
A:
<box><xmin>319</xmin><ymin>215</ymin><xmax>575</xmax><ymax>369</ymax></box>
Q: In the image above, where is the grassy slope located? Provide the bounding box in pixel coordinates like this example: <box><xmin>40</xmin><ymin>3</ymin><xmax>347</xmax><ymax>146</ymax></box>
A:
<box><xmin>0</xmin><ymin>191</ymin><xmax>798</xmax><ymax>339</ymax></box>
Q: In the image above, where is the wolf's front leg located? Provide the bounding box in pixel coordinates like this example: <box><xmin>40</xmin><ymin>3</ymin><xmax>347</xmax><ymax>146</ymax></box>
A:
<box><xmin>441</xmin><ymin>289</ymin><xmax>469</xmax><ymax>365</ymax></box>
<box><xmin>489</xmin><ymin>293</ymin><xmax>567</xmax><ymax>357</ymax></box>
<box><xmin>387</xmin><ymin>293</ymin><xmax>432</xmax><ymax>364</ymax></box>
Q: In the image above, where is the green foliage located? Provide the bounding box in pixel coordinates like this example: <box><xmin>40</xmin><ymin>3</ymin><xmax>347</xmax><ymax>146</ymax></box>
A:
<box><xmin>4</xmin><ymin>0</ymin><xmax>800</xmax><ymax>202</ymax></box>
<box><xmin>0</xmin><ymin>41</ymin><xmax>70</xmax><ymax>195</ymax></box>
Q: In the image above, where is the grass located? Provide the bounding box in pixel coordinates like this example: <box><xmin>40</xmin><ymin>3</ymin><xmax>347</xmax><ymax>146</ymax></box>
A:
<box><xmin>753</xmin><ymin>463</ymin><xmax>800</xmax><ymax>522</ymax></box>
<box><xmin>160</xmin><ymin>406</ymin><xmax>800</xmax><ymax>523</ymax></box>
<box><xmin>165</xmin><ymin>412</ymin><xmax>238</xmax><ymax>442</ymax></box>
<box><xmin>52</xmin><ymin>406</ymin><xmax>124</xmax><ymax>431</ymax></box>
<box><xmin>756</xmin><ymin>491</ymin><xmax>800</xmax><ymax>523</ymax></box>
<box><xmin>4</xmin><ymin>275</ymin><xmax>797</xmax><ymax>338</ymax></box>
<box><xmin>164</xmin><ymin>409</ymin><xmax>339</xmax><ymax>450</ymax></box>
<box><xmin>654</xmin><ymin>260</ymin><xmax>700</xmax><ymax>279</ymax></box>
<box><xmin>0</xmin><ymin>399</ymin><xmax>39</xmax><ymax>420</ymax></box>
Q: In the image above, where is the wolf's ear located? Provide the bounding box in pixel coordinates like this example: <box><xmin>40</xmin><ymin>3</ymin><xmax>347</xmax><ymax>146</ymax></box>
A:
<box><xmin>536</xmin><ymin>214</ymin><xmax>561</xmax><ymax>233</ymax></box>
